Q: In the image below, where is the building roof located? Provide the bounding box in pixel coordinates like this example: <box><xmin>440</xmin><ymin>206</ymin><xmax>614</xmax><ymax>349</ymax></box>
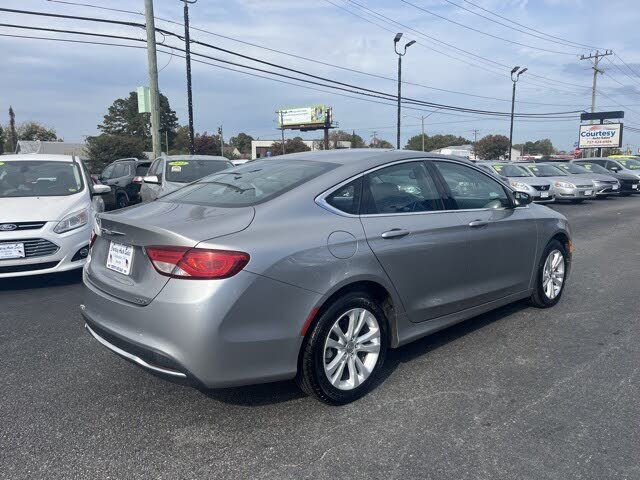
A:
<box><xmin>16</xmin><ymin>141</ymin><xmax>86</xmax><ymax>157</ymax></box>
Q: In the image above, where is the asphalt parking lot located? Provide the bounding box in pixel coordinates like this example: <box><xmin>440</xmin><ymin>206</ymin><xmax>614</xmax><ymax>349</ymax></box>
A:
<box><xmin>1</xmin><ymin>197</ymin><xmax>639</xmax><ymax>480</ymax></box>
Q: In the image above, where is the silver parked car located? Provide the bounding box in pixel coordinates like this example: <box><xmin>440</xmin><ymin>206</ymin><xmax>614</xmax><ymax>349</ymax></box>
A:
<box><xmin>551</xmin><ymin>162</ymin><xmax>620</xmax><ymax>197</ymax></box>
<box><xmin>140</xmin><ymin>155</ymin><xmax>233</xmax><ymax>202</ymax></box>
<box><xmin>476</xmin><ymin>162</ymin><xmax>554</xmax><ymax>203</ymax></box>
<box><xmin>82</xmin><ymin>151</ymin><xmax>572</xmax><ymax>404</ymax></box>
<box><xmin>520</xmin><ymin>163</ymin><xmax>596</xmax><ymax>203</ymax></box>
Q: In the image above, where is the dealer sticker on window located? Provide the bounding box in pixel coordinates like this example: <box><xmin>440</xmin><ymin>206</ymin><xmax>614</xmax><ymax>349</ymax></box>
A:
<box><xmin>106</xmin><ymin>241</ymin><xmax>133</xmax><ymax>275</ymax></box>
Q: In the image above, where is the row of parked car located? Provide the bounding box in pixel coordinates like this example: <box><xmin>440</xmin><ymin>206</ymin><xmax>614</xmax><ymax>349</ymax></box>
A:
<box><xmin>476</xmin><ymin>157</ymin><xmax>640</xmax><ymax>203</ymax></box>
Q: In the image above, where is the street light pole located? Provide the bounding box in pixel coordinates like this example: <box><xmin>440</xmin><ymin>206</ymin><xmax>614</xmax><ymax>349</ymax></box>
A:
<box><xmin>508</xmin><ymin>66</ymin><xmax>527</xmax><ymax>161</ymax></box>
<box><xmin>394</xmin><ymin>33</ymin><xmax>415</xmax><ymax>150</ymax></box>
<box><xmin>181</xmin><ymin>0</ymin><xmax>197</xmax><ymax>155</ymax></box>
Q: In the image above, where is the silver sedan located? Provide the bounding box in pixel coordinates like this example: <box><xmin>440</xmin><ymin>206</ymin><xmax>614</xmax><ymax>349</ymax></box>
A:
<box><xmin>82</xmin><ymin>151</ymin><xmax>572</xmax><ymax>404</ymax></box>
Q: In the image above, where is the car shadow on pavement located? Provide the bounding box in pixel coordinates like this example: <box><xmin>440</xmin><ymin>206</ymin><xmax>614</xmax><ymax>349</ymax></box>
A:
<box><xmin>0</xmin><ymin>269</ymin><xmax>83</xmax><ymax>291</ymax></box>
<box><xmin>198</xmin><ymin>301</ymin><xmax>529</xmax><ymax>407</ymax></box>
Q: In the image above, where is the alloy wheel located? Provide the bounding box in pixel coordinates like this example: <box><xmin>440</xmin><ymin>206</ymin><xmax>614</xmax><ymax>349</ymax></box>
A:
<box><xmin>542</xmin><ymin>249</ymin><xmax>565</xmax><ymax>300</ymax></box>
<box><xmin>322</xmin><ymin>308</ymin><xmax>381</xmax><ymax>391</ymax></box>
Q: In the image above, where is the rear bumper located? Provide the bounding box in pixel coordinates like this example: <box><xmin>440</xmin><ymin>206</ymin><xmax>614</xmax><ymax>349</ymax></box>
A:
<box><xmin>81</xmin><ymin>267</ymin><xmax>322</xmax><ymax>388</ymax></box>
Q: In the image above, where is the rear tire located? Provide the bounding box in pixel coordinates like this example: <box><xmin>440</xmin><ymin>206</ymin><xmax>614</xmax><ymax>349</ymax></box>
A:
<box><xmin>297</xmin><ymin>292</ymin><xmax>388</xmax><ymax>405</ymax></box>
<box><xmin>116</xmin><ymin>193</ymin><xmax>129</xmax><ymax>209</ymax></box>
<box><xmin>529</xmin><ymin>239</ymin><xmax>568</xmax><ymax>308</ymax></box>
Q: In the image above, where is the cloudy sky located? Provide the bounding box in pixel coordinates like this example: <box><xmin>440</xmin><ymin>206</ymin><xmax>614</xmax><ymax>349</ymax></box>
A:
<box><xmin>2</xmin><ymin>0</ymin><xmax>640</xmax><ymax>152</ymax></box>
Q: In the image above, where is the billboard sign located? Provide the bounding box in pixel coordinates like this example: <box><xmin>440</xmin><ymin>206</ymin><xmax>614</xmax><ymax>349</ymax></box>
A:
<box><xmin>578</xmin><ymin>123</ymin><xmax>623</xmax><ymax>149</ymax></box>
<box><xmin>278</xmin><ymin>106</ymin><xmax>328</xmax><ymax>127</ymax></box>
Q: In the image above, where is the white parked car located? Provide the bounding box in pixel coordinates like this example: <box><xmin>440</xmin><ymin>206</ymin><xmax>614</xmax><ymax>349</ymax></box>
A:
<box><xmin>0</xmin><ymin>154</ymin><xmax>110</xmax><ymax>278</ymax></box>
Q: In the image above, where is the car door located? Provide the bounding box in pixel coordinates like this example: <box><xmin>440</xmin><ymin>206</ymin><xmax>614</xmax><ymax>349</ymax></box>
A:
<box><xmin>432</xmin><ymin>160</ymin><xmax>538</xmax><ymax>306</ymax></box>
<box><xmin>141</xmin><ymin>158</ymin><xmax>163</xmax><ymax>202</ymax></box>
<box><xmin>359</xmin><ymin>160</ymin><xmax>470</xmax><ymax>323</ymax></box>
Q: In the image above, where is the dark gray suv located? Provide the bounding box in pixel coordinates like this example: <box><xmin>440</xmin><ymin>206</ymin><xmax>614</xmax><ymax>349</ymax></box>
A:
<box><xmin>100</xmin><ymin>158</ymin><xmax>151</xmax><ymax>210</ymax></box>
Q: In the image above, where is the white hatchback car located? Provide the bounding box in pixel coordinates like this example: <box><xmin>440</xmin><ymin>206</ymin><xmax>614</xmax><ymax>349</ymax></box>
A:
<box><xmin>0</xmin><ymin>154</ymin><xmax>110</xmax><ymax>278</ymax></box>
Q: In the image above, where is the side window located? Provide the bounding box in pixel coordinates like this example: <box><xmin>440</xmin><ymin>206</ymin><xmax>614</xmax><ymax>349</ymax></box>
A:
<box><xmin>112</xmin><ymin>163</ymin><xmax>126</xmax><ymax>178</ymax></box>
<box><xmin>362</xmin><ymin>161</ymin><xmax>443</xmax><ymax>215</ymax></box>
<box><xmin>605</xmin><ymin>160</ymin><xmax>619</xmax><ymax>171</ymax></box>
<box><xmin>101</xmin><ymin>163</ymin><xmax>115</xmax><ymax>179</ymax></box>
<box><xmin>325</xmin><ymin>178</ymin><xmax>362</xmax><ymax>215</ymax></box>
<box><xmin>148</xmin><ymin>159</ymin><xmax>162</xmax><ymax>176</ymax></box>
<box><xmin>434</xmin><ymin>161</ymin><xmax>510</xmax><ymax>210</ymax></box>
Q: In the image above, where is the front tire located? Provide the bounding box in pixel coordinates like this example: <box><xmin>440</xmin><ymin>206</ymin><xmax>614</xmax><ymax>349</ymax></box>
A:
<box><xmin>297</xmin><ymin>292</ymin><xmax>388</xmax><ymax>405</ymax></box>
<box><xmin>529</xmin><ymin>239</ymin><xmax>568</xmax><ymax>308</ymax></box>
<box><xmin>116</xmin><ymin>193</ymin><xmax>129</xmax><ymax>210</ymax></box>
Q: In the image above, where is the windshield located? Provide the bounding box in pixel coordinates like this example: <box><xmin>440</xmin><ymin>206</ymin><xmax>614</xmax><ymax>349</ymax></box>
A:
<box><xmin>0</xmin><ymin>160</ymin><xmax>84</xmax><ymax>198</ymax></box>
<box><xmin>577</xmin><ymin>163</ymin><xmax>611</xmax><ymax>174</ymax></box>
<box><xmin>525</xmin><ymin>164</ymin><xmax>566</xmax><ymax>177</ymax></box>
<box><xmin>490</xmin><ymin>164</ymin><xmax>531</xmax><ymax>177</ymax></box>
<box><xmin>618</xmin><ymin>158</ymin><xmax>640</xmax><ymax>170</ymax></box>
<box><xmin>557</xmin><ymin>163</ymin><xmax>588</xmax><ymax>174</ymax></box>
<box><xmin>160</xmin><ymin>159</ymin><xmax>336</xmax><ymax>207</ymax></box>
<box><xmin>165</xmin><ymin>158</ymin><xmax>232</xmax><ymax>183</ymax></box>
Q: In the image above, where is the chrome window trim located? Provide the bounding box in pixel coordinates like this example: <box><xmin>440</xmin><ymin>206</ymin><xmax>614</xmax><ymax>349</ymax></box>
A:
<box><xmin>315</xmin><ymin>156</ymin><xmax>519</xmax><ymax>218</ymax></box>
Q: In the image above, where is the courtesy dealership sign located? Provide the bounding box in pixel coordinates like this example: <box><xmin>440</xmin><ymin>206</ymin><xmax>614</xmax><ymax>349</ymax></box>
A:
<box><xmin>578</xmin><ymin>123</ymin><xmax>623</xmax><ymax>148</ymax></box>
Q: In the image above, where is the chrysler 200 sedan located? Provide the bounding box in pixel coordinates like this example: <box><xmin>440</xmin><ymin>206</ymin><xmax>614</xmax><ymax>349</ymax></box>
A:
<box><xmin>82</xmin><ymin>150</ymin><xmax>572</xmax><ymax>404</ymax></box>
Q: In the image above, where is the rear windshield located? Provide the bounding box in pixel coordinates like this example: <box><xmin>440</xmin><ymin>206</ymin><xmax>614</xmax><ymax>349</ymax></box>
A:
<box><xmin>0</xmin><ymin>160</ymin><xmax>84</xmax><ymax>198</ymax></box>
<box><xmin>525</xmin><ymin>164</ymin><xmax>566</xmax><ymax>177</ymax></box>
<box><xmin>491</xmin><ymin>164</ymin><xmax>531</xmax><ymax>177</ymax></box>
<box><xmin>165</xmin><ymin>158</ymin><xmax>232</xmax><ymax>183</ymax></box>
<box><xmin>618</xmin><ymin>158</ymin><xmax>640</xmax><ymax>170</ymax></box>
<box><xmin>160</xmin><ymin>159</ymin><xmax>336</xmax><ymax>207</ymax></box>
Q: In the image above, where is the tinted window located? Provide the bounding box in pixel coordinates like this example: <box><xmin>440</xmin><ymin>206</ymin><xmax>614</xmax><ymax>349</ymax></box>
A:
<box><xmin>577</xmin><ymin>162</ymin><xmax>611</xmax><ymax>174</ymax></box>
<box><xmin>101</xmin><ymin>163</ymin><xmax>115</xmax><ymax>179</ymax></box>
<box><xmin>112</xmin><ymin>163</ymin><xmax>127</xmax><ymax>178</ymax></box>
<box><xmin>0</xmin><ymin>160</ymin><xmax>84</xmax><ymax>198</ymax></box>
<box><xmin>362</xmin><ymin>162</ymin><xmax>442</xmax><ymax>214</ymax></box>
<box><xmin>618</xmin><ymin>158</ymin><xmax>640</xmax><ymax>170</ymax></box>
<box><xmin>491</xmin><ymin>164</ymin><xmax>531</xmax><ymax>177</ymax></box>
<box><xmin>148</xmin><ymin>159</ymin><xmax>162</xmax><ymax>176</ymax></box>
<box><xmin>161</xmin><ymin>159</ymin><xmax>336</xmax><ymax>207</ymax></box>
<box><xmin>136</xmin><ymin>163</ymin><xmax>151</xmax><ymax>176</ymax></box>
<box><xmin>165</xmin><ymin>159</ymin><xmax>231</xmax><ymax>183</ymax></box>
<box><xmin>326</xmin><ymin>178</ymin><xmax>362</xmax><ymax>215</ymax></box>
<box><xmin>557</xmin><ymin>163</ymin><xmax>588</xmax><ymax>174</ymax></box>
<box><xmin>434</xmin><ymin>161</ymin><xmax>510</xmax><ymax>210</ymax></box>
<box><xmin>526</xmin><ymin>164</ymin><xmax>567</xmax><ymax>177</ymax></box>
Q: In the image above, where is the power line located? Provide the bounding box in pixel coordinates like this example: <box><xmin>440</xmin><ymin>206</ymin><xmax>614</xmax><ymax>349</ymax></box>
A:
<box><xmin>399</xmin><ymin>0</ymin><xmax>580</xmax><ymax>56</ymax></box>
<box><xmin>439</xmin><ymin>0</ymin><xmax>602</xmax><ymax>51</ymax></box>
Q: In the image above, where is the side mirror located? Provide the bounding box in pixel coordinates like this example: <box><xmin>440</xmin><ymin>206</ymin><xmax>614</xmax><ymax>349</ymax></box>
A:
<box><xmin>610</xmin><ymin>166</ymin><xmax>621</xmax><ymax>172</ymax></box>
<box><xmin>513</xmin><ymin>191</ymin><xmax>532</xmax><ymax>207</ymax></box>
<box><xmin>143</xmin><ymin>175</ymin><xmax>160</xmax><ymax>185</ymax></box>
<box><xmin>91</xmin><ymin>184</ymin><xmax>111</xmax><ymax>195</ymax></box>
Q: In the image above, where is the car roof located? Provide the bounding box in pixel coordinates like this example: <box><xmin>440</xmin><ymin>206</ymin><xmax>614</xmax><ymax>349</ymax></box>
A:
<box><xmin>161</xmin><ymin>155</ymin><xmax>231</xmax><ymax>162</ymax></box>
<box><xmin>1</xmin><ymin>154</ymin><xmax>76</xmax><ymax>162</ymax></box>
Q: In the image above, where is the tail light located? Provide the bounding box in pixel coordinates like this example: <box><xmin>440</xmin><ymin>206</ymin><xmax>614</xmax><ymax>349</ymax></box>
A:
<box><xmin>132</xmin><ymin>176</ymin><xmax>143</xmax><ymax>184</ymax></box>
<box><xmin>89</xmin><ymin>230</ymin><xmax>97</xmax><ymax>249</ymax></box>
<box><xmin>145</xmin><ymin>246</ymin><xmax>250</xmax><ymax>280</ymax></box>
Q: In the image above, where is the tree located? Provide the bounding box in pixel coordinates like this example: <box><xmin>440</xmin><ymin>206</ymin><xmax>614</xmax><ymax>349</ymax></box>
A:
<box><xmin>17</xmin><ymin>121</ymin><xmax>58</xmax><ymax>141</ymax></box>
<box><xmin>229</xmin><ymin>132</ymin><xmax>254</xmax><ymax>155</ymax></box>
<box><xmin>326</xmin><ymin>129</ymin><xmax>366</xmax><ymax>149</ymax></box>
<box><xmin>369</xmin><ymin>137</ymin><xmax>393</xmax><ymax>148</ymax></box>
<box><xmin>194</xmin><ymin>131</ymin><xmax>222</xmax><ymax>156</ymax></box>
<box><xmin>0</xmin><ymin>124</ymin><xmax>4</xmax><ymax>155</ymax></box>
<box><xmin>98</xmin><ymin>91</ymin><xmax>179</xmax><ymax>150</ymax></box>
<box><xmin>474</xmin><ymin>134</ymin><xmax>510</xmax><ymax>160</ymax></box>
<box><xmin>405</xmin><ymin>133</ymin><xmax>471</xmax><ymax>152</ymax></box>
<box><xmin>270</xmin><ymin>136</ymin><xmax>311</xmax><ymax>156</ymax></box>
<box><xmin>518</xmin><ymin>138</ymin><xmax>555</xmax><ymax>156</ymax></box>
<box><xmin>170</xmin><ymin>125</ymin><xmax>191</xmax><ymax>154</ymax></box>
<box><xmin>85</xmin><ymin>134</ymin><xmax>147</xmax><ymax>173</ymax></box>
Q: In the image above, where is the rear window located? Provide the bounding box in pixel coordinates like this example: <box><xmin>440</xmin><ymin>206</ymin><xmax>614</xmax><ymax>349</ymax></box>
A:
<box><xmin>160</xmin><ymin>159</ymin><xmax>336</xmax><ymax>207</ymax></box>
<box><xmin>165</xmin><ymin>159</ymin><xmax>232</xmax><ymax>183</ymax></box>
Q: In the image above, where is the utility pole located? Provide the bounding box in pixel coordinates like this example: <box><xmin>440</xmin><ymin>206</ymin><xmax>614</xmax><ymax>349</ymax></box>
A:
<box><xmin>218</xmin><ymin>125</ymin><xmax>224</xmax><ymax>156</ymax></box>
<box><xmin>393</xmin><ymin>33</ymin><xmax>416</xmax><ymax>150</ymax></box>
<box><xmin>144</xmin><ymin>0</ymin><xmax>162</xmax><ymax>159</ymax></box>
<box><xmin>8</xmin><ymin>106</ymin><xmax>17</xmax><ymax>153</ymax></box>
<box><xmin>508</xmin><ymin>66</ymin><xmax>527</xmax><ymax>161</ymax></box>
<box><xmin>581</xmin><ymin>50</ymin><xmax>613</xmax><ymax>158</ymax></box>
<box><xmin>371</xmin><ymin>131</ymin><xmax>378</xmax><ymax>148</ymax></box>
<box><xmin>472</xmin><ymin>129</ymin><xmax>480</xmax><ymax>159</ymax></box>
<box><xmin>181</xmin><ymin>0</ymin><xmax>197</xmax><ymax>155</ymax></box>
<box><xmin>279</xmin><ymin>111</ymin><xmax>285</xmax><ymax>155</ymax></box>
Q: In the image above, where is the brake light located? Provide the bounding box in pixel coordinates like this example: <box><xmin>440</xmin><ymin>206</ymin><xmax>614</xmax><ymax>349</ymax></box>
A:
<box><xmin>145</xmin><ymin>246</ymin><xmax>250</xmax><ymax>279</ymax></box>
<box><xmin>89</xmin><ymin>230</ymin><xmax>97</xmax><ymax>249</ymax></box>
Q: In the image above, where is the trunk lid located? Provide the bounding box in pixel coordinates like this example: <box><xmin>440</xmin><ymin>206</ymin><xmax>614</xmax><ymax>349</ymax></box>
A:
<box><xmin>85</xmin><ymin>201</ymin><xmax>255</xmax><ymax>304</ymax></box>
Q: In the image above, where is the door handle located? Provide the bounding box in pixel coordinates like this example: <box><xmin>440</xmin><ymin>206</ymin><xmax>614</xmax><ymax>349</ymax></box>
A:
<box><xmin>468</xmin><ymin>220</ymin><xmax>489</xmax><ymax>228</ymax></box>
<box><xmin>381</xmin><ymin>228</ymin><xmax>411</xmax><ymax>239</ymax></box>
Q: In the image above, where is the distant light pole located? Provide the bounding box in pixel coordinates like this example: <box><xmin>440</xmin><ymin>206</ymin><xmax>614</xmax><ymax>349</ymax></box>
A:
<box><xmin>181</xmin><ymin>0</ymin><xmax>197</xmax><ymax>155</ymax></box>
<box><xmin>394</xmin><ymin>33</ymin><xmax>416</xmax><ymax>150</ymax></box>
<box><xmin>403</xmin><ymin>109</ymin><xmax>440</xmax><ymax>151</ymax></box>
<box><xmin>508</xmin><ymin>66</ymin><xmax>527</xmax><ymax>161</ymax></box>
